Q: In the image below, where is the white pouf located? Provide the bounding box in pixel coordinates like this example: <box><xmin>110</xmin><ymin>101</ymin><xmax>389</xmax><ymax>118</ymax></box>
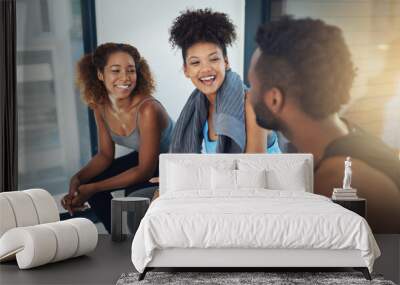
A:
<box><xmin>0</xmin><ymin>196</ymin><xmax>17</xmax><ymax>237</ymax></box>
<box><xmin>0</xmin><ymin>189</ymin><xmax>98</xmax><ymax>269</ymax></box>
<box><xmin>24</xmin><ymin>188</ymin><xmax>59</xmax><ymax>224</ymax></box>
<box><xmin>0</xmin><ymin>218</ymin><xmax>98</xmax><ymax>269</ymax></box>
<box><xmin>0</xmin><ymin>189</ymin><xmax>59</xmax><ymax>237</ymax></box>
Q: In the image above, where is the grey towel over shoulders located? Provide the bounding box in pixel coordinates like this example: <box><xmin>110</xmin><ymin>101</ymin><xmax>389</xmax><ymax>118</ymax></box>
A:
<box><xmin>170</xmin><ymin>70</ymin><xmax>246</xmax><ymax>153</ymax></box>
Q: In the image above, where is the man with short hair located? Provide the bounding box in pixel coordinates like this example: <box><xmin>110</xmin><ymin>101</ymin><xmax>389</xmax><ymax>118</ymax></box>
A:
<box><xmin>248</xmin><ymin>17</ymin><xmax>400</xmax><ymax>233</ymax></box>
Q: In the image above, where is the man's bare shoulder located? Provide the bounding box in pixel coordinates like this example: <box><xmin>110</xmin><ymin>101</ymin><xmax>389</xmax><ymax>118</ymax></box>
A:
<box><xmin>314</xmin><ymin>157</ymin><xmax>345</xmax><ymax>196</ymax></box>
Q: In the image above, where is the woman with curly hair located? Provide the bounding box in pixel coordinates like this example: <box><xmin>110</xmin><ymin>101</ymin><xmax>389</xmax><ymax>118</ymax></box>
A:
<box><xmin>169</xmin><ymin>8</ymin><xmax>280</xmax><ymax>153</ymax></box>
<box><xmin>61</xmin><ymin>43</ymin><xmax>173</xmax><ymax>233</ymax></box>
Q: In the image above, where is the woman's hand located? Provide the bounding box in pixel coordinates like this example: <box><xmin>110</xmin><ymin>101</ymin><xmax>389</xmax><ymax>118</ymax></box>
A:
<box><xmin>149</xmin><ymin>177</ymin><xmax>159</xmax><ymax>183</ymax></box>
<box><xmin>70</xmin><ymin>184</ymin><xmax>96</xmax><ymax>209</ymax></box>
<box><xmin>61</xmin><ymin>194</ymin><xmax>73</xmax><ymax>215</ymax></box>
<box><xmin>69</xmin><ymin>176</ymin><xmax>81</xmax><ymax>198</ymax></box>
<box><xmin>61</xmin><ymin>194</ymin><xmax>86</xmax><ymax>215</ymax></box>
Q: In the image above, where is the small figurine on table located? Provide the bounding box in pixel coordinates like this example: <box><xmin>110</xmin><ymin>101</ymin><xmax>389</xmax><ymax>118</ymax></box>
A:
<box><xmin>332</xmin><ymin>157</ymin><xmax>358</xmax><ymax>200</ymax></box>
<box><xmin>343</xmin><ymin>156</ymin><xmax>352</xmax><ymax>189</ymax></box>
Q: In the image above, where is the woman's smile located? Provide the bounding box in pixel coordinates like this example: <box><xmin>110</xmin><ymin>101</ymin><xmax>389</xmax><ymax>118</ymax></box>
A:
<box><xmin>184</xmin><ymin>42</ymin><xmax>229</xmax><ymax>95</ymax></box>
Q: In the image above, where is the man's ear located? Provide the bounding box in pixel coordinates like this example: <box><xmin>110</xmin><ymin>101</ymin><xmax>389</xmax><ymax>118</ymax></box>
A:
<box><xmin>263</xmin><ymin>87</ymin><xmax>284</xmax><ymax>114</ymax></box>
<box><xmin>97</xmin><ymin>70</ymin><xmax>104</xmax><ymax>81</ymax></box>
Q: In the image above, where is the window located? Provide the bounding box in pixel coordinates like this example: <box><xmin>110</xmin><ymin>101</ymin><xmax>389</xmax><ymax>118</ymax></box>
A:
<box><xmin>17</xmin><ymin>0</ymin><xmax>91</xmax><ymax>206</ymax></box>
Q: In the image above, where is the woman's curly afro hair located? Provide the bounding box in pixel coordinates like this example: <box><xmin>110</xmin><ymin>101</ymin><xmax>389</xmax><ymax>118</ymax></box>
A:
<box><xmin>76</xmin><ymin>43</ymin><xmax>155</xmax><ymax>108</ymax></box>
<box><xmin>255</xmin><ymin>17</ymin><xmax>356</xmax><ymax>119</ymax></box>
<box><xmin>169</xmin><ymin>8</ymin><xmax>237</xmax><ymax>62</ymax></box>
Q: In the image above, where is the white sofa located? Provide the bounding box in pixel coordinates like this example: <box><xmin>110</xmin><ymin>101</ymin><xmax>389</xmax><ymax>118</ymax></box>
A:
<box><xmin>131</xmin><ymin>154</ymin><xmax>379</xmax><ymax>280</ymax></box>
<box><xmin>0</xmin><ymin>189</ymin><xmax>98</xmax><ymax>269</ymax></box>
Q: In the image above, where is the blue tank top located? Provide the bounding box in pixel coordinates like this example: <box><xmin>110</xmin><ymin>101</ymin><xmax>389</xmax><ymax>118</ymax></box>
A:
<box><xmin>267</xmin><ymin>131</ymin><xmax>281</xmax><ymax>154</ymax></box>
<box><xmin>202</xmin><ymin>121</ymin><xmax>281</xmax><ymax>154</ymax></box>
<box><xmin>202</xmin><ymin>121</ymin><xmax>217</xmax><ymax>153</ymax></box>
<box><xmin>103</xmin><ymin>98</ymin><xmax>173</xmax><ymax>153</ymax></box>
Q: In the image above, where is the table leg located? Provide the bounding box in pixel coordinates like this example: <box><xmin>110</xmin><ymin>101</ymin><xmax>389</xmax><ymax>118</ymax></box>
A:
<box><xmin>111</xmin><ymin>201</ymin><xmax>123</xmax><ymax>242</ymax></box>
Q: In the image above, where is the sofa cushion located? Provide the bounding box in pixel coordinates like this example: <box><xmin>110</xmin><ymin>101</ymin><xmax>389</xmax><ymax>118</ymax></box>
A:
<box><xmin>0</xmin><ymin>196</ymin><xmax>17</xmax><ymax>237</ymax></box>
<box><xmin>0</xmin><ymin>218</ymin><xmax>97</xmax><ymax>269</ymax></box>
<box><xmin>0</xmin><ymin>189</ymin><xmax>59</xmax><ymax>238</ymax></box>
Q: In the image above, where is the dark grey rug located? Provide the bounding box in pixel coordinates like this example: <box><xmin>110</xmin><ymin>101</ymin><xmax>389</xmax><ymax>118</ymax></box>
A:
<box><xmin>116</xmin><ymin>271</ymin><xmax>396</xmax><ymax>285</ymax></box>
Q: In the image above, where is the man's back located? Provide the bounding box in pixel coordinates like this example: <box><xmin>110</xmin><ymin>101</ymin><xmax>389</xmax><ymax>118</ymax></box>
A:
<box><xmin>314</xmin><ymin>123</ymin><xmax>400</xmax><ymax>233</ymax></box>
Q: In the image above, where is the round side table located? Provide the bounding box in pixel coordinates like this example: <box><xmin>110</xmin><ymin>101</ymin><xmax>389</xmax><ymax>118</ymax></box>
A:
<box><xmin>111</xmin><ymin>197</ymin><xmax>150</xmax><ymax>242</ymax></box>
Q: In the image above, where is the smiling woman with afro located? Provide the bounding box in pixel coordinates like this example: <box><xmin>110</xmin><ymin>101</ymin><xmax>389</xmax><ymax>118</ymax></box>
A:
<box><xmin>169</xmin><ymin>8</ymin><xmax>281</xmax><ymax>154</ymax></box>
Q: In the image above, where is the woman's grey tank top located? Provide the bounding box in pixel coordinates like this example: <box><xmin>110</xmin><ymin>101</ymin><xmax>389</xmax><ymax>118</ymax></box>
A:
<box><xmin>102</xmin><ymin>98</ymin><xmax>173</xmax><ymax>153</ymax></box>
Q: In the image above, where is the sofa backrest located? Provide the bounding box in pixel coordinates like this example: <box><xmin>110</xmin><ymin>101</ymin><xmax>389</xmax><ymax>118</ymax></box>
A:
<box><xmin>0</xmin><ymin>189</ymin><xmax>59</xmax><ymax>238</ymax></box>
<box><xmin>159</xmin><ymin>154</ymin><xmax>314</xmax><ymax>195</ymax></box>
